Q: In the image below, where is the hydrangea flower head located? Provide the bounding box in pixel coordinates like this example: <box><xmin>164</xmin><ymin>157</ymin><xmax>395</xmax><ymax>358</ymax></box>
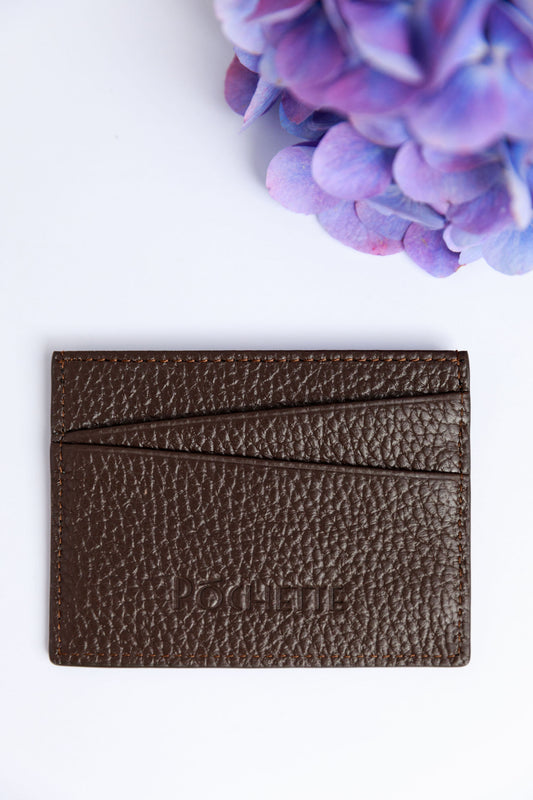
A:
<box><xmin>215</xmin><ymin>0</ymin><xmax>533</xmax><ymax>275</ymax></box>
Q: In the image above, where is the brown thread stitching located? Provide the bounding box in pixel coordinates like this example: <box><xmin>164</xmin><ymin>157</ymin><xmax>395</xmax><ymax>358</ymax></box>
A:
<box><xmin>57</xmin><ymin>355</ymin><xmax>459</xmax><ymax>365</ymax></box>
<box><xmin>56</xmin><ymin>352</ymin><xmax>66</xmax><ymax>661</ymax></box>
<box><xmin>455</xmin><ymin>350</ymin><xmax>465</xmax><ymax>659</ymax></box>
<box><xmin>58</xmin><ymin>652</ymin><xmax>442</xmax><ymax>660</ymax></box>
<box><xmin>55</xmin><ymin>352</ymin><xmax>463</xmax><ymax>662</ymax></box>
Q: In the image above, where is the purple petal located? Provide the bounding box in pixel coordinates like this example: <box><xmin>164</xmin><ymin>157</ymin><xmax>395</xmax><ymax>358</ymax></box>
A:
<box><xmin>503</xmin><ymin>4</ymin><xmax>533</xmax><ymax>82</ymax></box>
<box><xmin>366</xmin><ymin>184</ymin><xmax>445</xmax><ymax>229</ymax></box>
<box><xmin>403</xmin><ymin>224</ymin><xmax>461</xmax><ymax>277</ymax></box>
<box><xmin>281</xmin><ymin>92</ymin><xmax>314</xmax><ymax>124</ymax></box>
<box><xmin>324</xmin><ymin>65</ymin><xmax>415</xmax><ymax>115</ymax></box>
<box><xmin>224</xmin><ymin>55</ymin><xmax>259</xmax><ymax>116</ymax></box>
<box><xmin>336</xmin><ymin>0</ymin><xmax>423</xmax><ymax>83</ymax></box>
<box><xmin>214</xmin><ymin>0</ymin><xmax>266</xmax><ymax>54</ymax></box>
<box><xmin>393</xmin><ymin>141</ymin><xmax>500</xmax><ymax>210</ymax></box>
<box><xmin>482</xmin><ymin>226</ymin><xmax>533</xmax><ymax>274</ymax></box>
<box><xmin>448</xmin><ymin>184</ymin><xmax>514</xmax><ymax>235</ymax></box>
<box><xmin>279</xmin><ymin>105</ymin><xmax>341</xmax><ymax>139</ymax></box>
<box><xmin>355</xmin><ymin>202</ymin><xmax>410</xmax><ymax>241</ymax></box>
<box><xmin>266</xmin><ymin>144</ymin><xmax>340</xmax><ymax>214</ymax></box>
<box><xmin>408</xmin><ymin>62</ymin><xmax>506</xmax><ymax>153</ymax></box>
<box><xmin>501</xmin><ymin>69</ymin><xmax>533</xmax><ymax>141</ymax></box>
<box><xmin>422</xmin><ymin>146</ymin><xmax>498</xmax><ymax>172</ymax></box>
<box><xmin>243</xmin><ymin>78</ymin><xmax>281</xmax><ymax>128</ymax></box>
<box><xmin>488</xmin><ymin>3</ymin><xmax>533</xmax><ymax>53</ymax></box>
<box><xmin>426</xmin><ymin>0</ymin><xmax>491</xmax><ymax>87</ymax></box>
<box><xmin>509</xmin><ymin>49</ymin><xmax>533</xmax><ymax>90</ymax></box>
<box><xmin>426</xmin><ymin>0</ymin><xmax>466</xmax><ymax>31</ymax></box>
<box><xmin>275</xmin><ymin>7</ymin><xmax>345</xmax><ymax>91</ymax></box>
<box><xmin>506</xmin><ymin>0</ymin><xmax>533</xmax><ymax>40</ymax></box>
<box><xmin>322</xmin><ymin>0</ymin><xmax>355</xmax><ymax>54</ymax></box>
<box><xmin>318</xmin><ymin>202</ymin><xmax>403</xmax><ymax>255</ymax></box>
<box><xmin>247</xmin><ymin>0</ymin><xmax>314</xmax><ymax>23</ymax></box>
<box><xmin>312</xmin><ymin>122</ymin><xmax>394</xmax><ymax>201</ymax></box>
<box><xmin>349</xmin><ymin>114</ymin><xmax>409</xmax><ymax>146</ymax></box>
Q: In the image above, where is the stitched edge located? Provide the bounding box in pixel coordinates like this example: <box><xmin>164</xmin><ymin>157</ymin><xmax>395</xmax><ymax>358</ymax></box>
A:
<box><xmin>59</xmin><ymin>355</ymin><xmax>457</xmax><ymax>364</ymax></box>
<box><xmin>55</xmin><ymin>352</ymin><xmax>465</xmax><ymax>663</ymax></box>
<box><xmin>55</xmin><ymin>352</ymin><xmax>66</xmax><ymax>661</ymax></box>
<box><xmin>455</xmin><ymin>350</ymin><xmax>465</xmax><ymax>661</ymax></box>
<box><xmin>58</xmin><ymin>653</ymin><xmax>443</xmax><ymax>661</ymax></box>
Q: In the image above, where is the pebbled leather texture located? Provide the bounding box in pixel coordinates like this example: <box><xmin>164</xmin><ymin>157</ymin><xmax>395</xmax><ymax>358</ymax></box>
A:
<box><xmin>49</xmin><ymin>350</ymin><xmax>470</xmax><ymax>668</ymax></box>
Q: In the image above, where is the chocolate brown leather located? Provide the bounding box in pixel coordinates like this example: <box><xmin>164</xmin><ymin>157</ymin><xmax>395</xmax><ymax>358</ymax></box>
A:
<box><xmin>49</xmin><ymin>350</ymin><xmax>470</xmax><ymax>667</ymax></box>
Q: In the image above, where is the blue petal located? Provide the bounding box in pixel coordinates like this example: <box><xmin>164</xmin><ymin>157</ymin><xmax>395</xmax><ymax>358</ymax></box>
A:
<box><xmin>443</xmin><ymin>224</ymin><xmax>482</xmax><ymax>251</ymax></box>
<box><xmin>482</xmin><ymin>226</ymin><xmax>533</xmax><ymax>274</ymax></box>
<box><xmin>355</xmin><ymin>202</ymin><xmax>410</xmax><ymax>240</ymax></box>
<box><xmin>499</xmin><ymin>141</ymin><xmax>533</xmax><ymax>229</ymax></box>
<box><xmin>214</xmin><ymin>0</ymin><xmax>266</xmax><ymax>54</ymax></box>
<box><xmin>242</xmin><ymin>78</ymin><xmax>281</xmax><ymax>128</ymax></box>
<box><xmin>459</xmin><ymin>244</ymin><xmax>483</xmax><ymax>265</ymax></box>
<box><xmin>258</xmin><ymin>45</ymin><xmax>281</xmax><ymax>85</ymax></box>
<box><xmin>279</xmin><ymin>105</ymin><xmax>341</xmax><ymax>140</ymax></box>
<box><xmin>366</xmin><ymin>184</ymin><xmax>445</xmax><ymax>229</ymax></box>
<box><xmin>235</xmin><ymin>47</ymin><xmax>261</xmax><ymax>72</ymax></box>
<box><xmin>493</xmin><ymin>2</ymin><xmax>533</xmax><ymax>52</ymax></box>
<box><xmin>488</xmin><ymin>4</ymin><xmax>532</xmax><ymax>53</ymax></box>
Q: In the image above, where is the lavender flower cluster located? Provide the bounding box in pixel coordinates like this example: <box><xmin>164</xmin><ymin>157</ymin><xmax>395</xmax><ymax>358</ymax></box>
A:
<box><xmin>215</xmin><ymin>0</ymin><xmax>533</xmax><ymax>276</ymax></box>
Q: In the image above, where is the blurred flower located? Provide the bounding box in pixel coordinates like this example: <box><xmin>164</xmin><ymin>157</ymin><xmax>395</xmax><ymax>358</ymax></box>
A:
<box><xmin>215</xmin><ymin>0</ymin><xmax>533</xmax><ymax>276</ymax></box>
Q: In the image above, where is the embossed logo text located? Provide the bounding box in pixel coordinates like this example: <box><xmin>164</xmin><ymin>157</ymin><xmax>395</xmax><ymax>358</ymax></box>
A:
<box><xmin>173</xmin><ymin>577</ymin><xmax>346</xmax><ymax>613</ymax></box>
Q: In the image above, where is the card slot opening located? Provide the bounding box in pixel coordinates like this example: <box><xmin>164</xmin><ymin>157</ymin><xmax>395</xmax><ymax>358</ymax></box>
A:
<box><xmin>59</xmin><ymin>391</ymin><xmax>466</xmax><ymax>475</ymax></box>
<box><xmin>60</xmin><ymin>391</ymin><xmax>466</xmax><ymax>440</ymax></box>
<box><xmin>61</xmin><ymin>442</ymin><xmax>464</xmax><ymax>482</ymax></box>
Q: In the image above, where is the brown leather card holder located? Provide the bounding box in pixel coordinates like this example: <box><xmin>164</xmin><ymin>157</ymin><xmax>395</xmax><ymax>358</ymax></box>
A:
<box><xmin>49</xmin><ymin>350</ymin><xmax>470</xmax><ymax>667</ymax></box>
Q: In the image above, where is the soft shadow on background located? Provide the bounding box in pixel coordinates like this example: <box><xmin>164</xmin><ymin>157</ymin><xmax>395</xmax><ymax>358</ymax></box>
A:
<box><xmin>195</xmin><ymin>0</ymin><xmax>300</xmax><ymax>182</ymax></box>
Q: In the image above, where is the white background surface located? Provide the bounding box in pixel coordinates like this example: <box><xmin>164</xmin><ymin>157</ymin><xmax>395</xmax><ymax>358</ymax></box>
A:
<box><xmin>1</xmin><ymin>2</ymin><xmax>532</xmax><ymax>798</ymax></box>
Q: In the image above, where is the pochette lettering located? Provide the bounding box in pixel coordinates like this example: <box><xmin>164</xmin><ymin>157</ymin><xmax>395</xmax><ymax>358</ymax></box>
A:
<box><xmin>49</xmin><ymin>350</ymin><xmax>470</xmax><ymax>667</ymax></box>
<box><xmin>173</xmin><ymin>578</ymin><xmax>347</xmax><ymax>613</ymax></box>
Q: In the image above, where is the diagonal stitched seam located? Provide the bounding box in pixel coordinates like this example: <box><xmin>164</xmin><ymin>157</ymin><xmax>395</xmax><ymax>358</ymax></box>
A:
<box><xmin>55</xmin><ymin>353</ymin><xmax>465</xmax><ymax>662</ymax></box>
<box><xmin>61</xmin><ymin>443</ymin><xmax>464</xmax><ymax>480</ymax></box>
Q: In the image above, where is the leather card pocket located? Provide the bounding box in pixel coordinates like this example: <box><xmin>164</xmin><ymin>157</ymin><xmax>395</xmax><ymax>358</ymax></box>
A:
<box><xmin>50</xmin><ymin>350</ymin><xmax>470</xmax><ymax>667</ymax></box>
<box><xmin>62</xmin><ymin>393</ymin><xmax>466</xmax><ymax>473</ymax></box>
